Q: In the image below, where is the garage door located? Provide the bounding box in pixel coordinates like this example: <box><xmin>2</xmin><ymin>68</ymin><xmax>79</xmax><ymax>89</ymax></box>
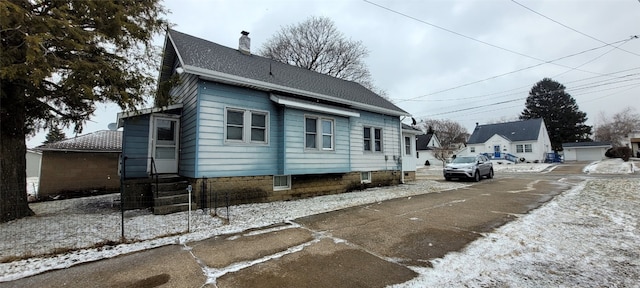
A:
<box><xmin>576</xmin><ymin>148</ymin><xmax>603</xmax><ymax>161</ymax></box>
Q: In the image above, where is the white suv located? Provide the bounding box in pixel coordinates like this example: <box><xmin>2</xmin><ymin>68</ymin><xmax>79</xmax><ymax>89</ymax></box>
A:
<box><xmin>443</xmin><ymin>155</ymin><xmax>494</xmax><ymax>182</ymax></box>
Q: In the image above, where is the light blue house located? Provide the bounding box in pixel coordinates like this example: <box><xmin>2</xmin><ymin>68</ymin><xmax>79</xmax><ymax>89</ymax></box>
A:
<box><xmin>117</xmin><ymin>30</ymin><xmax>413</xmax><ymax>212</ymax></box>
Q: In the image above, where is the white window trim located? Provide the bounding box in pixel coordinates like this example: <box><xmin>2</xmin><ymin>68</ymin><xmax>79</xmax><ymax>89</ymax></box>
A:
<box><xmin>364</xmin><ymin>126</ymin><xmax>383</xmax><ymax>153</ymax></box>
<box><xmin>516</xmin><ymin>144</ymin><xmax>533</xmax><ymax>153</ymax></box>
<box><xmin>225</xmin><ymin>107</ymin><xmax>269</xmax><ymax>145</ymax></box>
<box><xmin>273</xmin><ymin>175</ymin><xmax>291</xmax><ymax>191</ymax></box>
<box><xmin>304</xmin><ymin>115</ymin><xmax>335</xmax><ymax>151</ymax></box>
<box><xmin>470</xmin><ymin>147</ymin><xmax>476</xmax><ymax>153</ymax></box>
<box><xmin>361</xmin><ymin>171</ymin><xmax>372</xmax><ymax>184</ymax></box>
<box><xmin>404</xmin><ymin>136</ymin><xmax>411</xmax><ymax>156</ymax></box>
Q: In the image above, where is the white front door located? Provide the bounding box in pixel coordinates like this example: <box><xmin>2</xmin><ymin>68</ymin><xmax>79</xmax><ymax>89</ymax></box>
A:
<box><xmin>152</xmin><ymin>116</ymin><xmax>179</xmax><ymax>174</ymax></box>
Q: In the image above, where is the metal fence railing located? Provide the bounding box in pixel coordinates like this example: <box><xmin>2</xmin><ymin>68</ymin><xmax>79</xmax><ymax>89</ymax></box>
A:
<box><xmin>0</xmin><ymin>175</ymin><xmax>232</xmax><ymax>264</ymax></box>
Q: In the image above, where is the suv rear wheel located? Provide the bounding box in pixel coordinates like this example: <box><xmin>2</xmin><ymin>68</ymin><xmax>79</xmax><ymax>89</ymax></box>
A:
<box><xmin>487</xmin><ymin>168</ymin><xmax>494</xmax><ymax>179</ymax></box>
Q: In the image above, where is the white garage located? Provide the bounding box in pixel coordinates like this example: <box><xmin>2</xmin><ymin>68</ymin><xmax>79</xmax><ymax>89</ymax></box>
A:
<box><xmin>562</xmin><ymin>142</ymin><xmax>611</xmax><ymax>162</ymax></box>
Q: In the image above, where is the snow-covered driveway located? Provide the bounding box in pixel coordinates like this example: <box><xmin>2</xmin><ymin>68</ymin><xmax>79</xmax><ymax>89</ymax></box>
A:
<box><xmin>1</xmin><ymin>159</ymin><xmax>638</xmax><ymax>286</ymax></box>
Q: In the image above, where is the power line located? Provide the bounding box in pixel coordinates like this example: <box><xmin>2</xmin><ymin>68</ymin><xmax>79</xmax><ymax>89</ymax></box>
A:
<box><xmin>405</xmin><ymin>68</ymin><xmax>640</xmax><ymax>103</ymax></box>
<box><xmin>510</xmin><ymin>0</ymin><xmax>640</xmax><ymax>57</ymax></box>
<box><xmin>412</xmin><ymin>77</ymin><xmax>640</xmax><ymax>118</ymax></box>
<box><xmin>580</xmin><ymin>84</ymin><xmax>640</xmax><ymax>104</ymax></box>
<box><xmin>395</xmin><ymin>37</ymin><xmax>637</xmax><ymax>103</ymax></box>
<box><xmin>363</xmin><ymin>0</ymin><xmax>610</xmax><ymax>75</ymax></box>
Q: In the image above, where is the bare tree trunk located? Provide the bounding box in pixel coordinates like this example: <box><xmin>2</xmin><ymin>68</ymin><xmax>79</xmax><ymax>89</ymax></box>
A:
<box><xmin>1</xmin><ymin>82</ymin><xmax>34</xmax><ymax>223</ymax></box>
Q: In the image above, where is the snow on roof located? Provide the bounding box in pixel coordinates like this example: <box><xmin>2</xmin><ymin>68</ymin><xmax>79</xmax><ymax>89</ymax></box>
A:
<box><xmin>36</xmin><ymin>130</ymin><xmax>122</xmax><ymax>152</ymax></box>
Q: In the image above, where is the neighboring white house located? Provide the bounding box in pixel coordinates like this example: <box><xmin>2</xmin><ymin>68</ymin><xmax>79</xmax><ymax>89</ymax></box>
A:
<box><xmin>465</xmin><ymin>118</ymin><xmax>553</xmax><ymax>163</ymax></box>
<box><xmin>415</xmin><ymin>132</ymin><xmax>442</xmax><ymax>167</ymax></box>
<box><xmin>562</xmin><ymin>142</ymin><xmax>611</xmax><ymax>161</ymax></box>
<box><xmin>401</xmin><ymin>124</ymin><xmax>422</xmax><ymax>180</ymax></box>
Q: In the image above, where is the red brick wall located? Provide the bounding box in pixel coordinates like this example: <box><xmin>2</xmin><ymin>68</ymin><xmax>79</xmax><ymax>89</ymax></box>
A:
<box><xmin>38</xmin><ymin>151</ymin><xmax>120</xmax><ymax>198</ymax></box>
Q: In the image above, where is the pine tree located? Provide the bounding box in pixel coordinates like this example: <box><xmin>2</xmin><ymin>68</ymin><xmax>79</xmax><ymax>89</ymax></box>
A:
<box><xmin>43</xmin><ymin>127</ymin><xmax>67</xmax><ymax>144</ymax></box>
<box><xmin>1</xmin><ymin>0</ymin><xmax>169</xmax><ymax>223</ymax></box>
<box><xmin>520</xmin><ymin>78</ymin><xmax>592</xmax><ymax>151</ymax></box>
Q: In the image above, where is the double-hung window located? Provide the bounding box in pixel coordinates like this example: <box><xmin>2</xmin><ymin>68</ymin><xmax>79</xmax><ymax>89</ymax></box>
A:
<box><xmin>225</xmin><ymin>108</ymin><xmax>268</xmax><ymax>144</ymax></box>
<box><xmin>305</xmin><ymin>116</ymin><xmax>334</xmax><ymax>150</ymax></box>
<box><xmin>516</xmin><ymin>144</ymin><xmax>533</xmax><ymax>153</ymax></box>
<box><xmin>364</xmin><ymin>127</ymin><xmax>382</xmax><ymax>152</ymax></box>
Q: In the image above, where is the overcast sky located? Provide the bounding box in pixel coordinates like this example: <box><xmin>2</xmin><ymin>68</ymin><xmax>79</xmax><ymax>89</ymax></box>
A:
<box><xmin>27</xmin><ymin>0</ymin><xmax>640</xmax><ymax>148</ymax></box>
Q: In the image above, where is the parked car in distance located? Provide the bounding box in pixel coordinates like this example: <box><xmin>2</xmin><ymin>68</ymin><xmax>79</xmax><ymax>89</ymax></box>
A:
<box><xmin>443</xmin><ymin>154</ymin><xmax>494</xmax><ymax>182</ymax></box>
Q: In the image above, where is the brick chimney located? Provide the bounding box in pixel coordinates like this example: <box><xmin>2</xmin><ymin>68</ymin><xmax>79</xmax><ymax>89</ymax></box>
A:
<box><xmin>239</xmin><ymin>31</ymin><xmax>250</xmax><ymax>55</ymax></box>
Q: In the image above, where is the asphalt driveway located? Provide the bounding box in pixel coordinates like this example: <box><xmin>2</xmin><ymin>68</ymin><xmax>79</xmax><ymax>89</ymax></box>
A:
<box><xmin>4</xmin><ymin>166</ymin><xmax>578</xmax><ymax>288</ymax></box>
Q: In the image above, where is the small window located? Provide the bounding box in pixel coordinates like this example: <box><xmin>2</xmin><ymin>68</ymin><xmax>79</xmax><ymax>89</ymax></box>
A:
<box><xmin>273</xmin><ymin>175</ymin><xmax>291</xmax><ymax>191</ymax></box>
<box><xmin>516</xmin><ymin>144</ymin><xmax>533</xmax><ymax>153</ymax></box>
<box><xmin>470</xmin><ymin>147</ymin><xmax>476</xmax><ymax>153</ymax></box>
<box><xmin>404</xmin><ymin>136</ymin><xmax>411</xmax><ymax>155</ymax></box>
<box><xmin>226</xmin><ymin>110</ymin><xmax>244</xmax><ymax>141</ymax></box>
<box><xmin>305</xmin><ymin>117</ymin><xmax>317</xmax><ymax>149</ymax></box>
<box><xmin>364</xmin><ymin>127</ymin><xmax>371</xmax><ymax>151</ymax></box>
<box><xmin>251</xmin><ymin>113</ymin><xmax>267</xmax><ymax>142</ymax></box>
<box><xmin>322</xmin><ymin>119</ymin><xmax>333</xmax><ymax>150</ymax></box>
<box><xmin>305</xmin><ymin>116</ymin><xmax>334</xmax><ymax>151</ymax></box>
<box><xmin>226</xmin><ymin>108</ymin><xmax>269</xmax><ymax>144</ymax></box>
<box><xmin>374</xmin><ymin>128</ymin><xmax>382</xmax><ymax>151</ymax></box>
<box><xmin>364</xmin><ymin>127</ymin><xmax>382</xmax><ymax>152</ymax></box>
<box><xmin>361</xmin><ymin>171</ymin><xmax>371</xmax><ymax>184</ymax></box>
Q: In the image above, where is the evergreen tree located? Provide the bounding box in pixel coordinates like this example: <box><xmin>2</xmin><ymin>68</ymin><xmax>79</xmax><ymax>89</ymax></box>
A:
<box><xmin>43</xmin><ymin>126</ymin><xmax>66</xmax><ymax>144</ymax></box>
<box><xmin>1</xmin><ymin>0</ymin><xmax>169</xmax><ymax>223</ymax></box>
<box><xmin>520</xmin><ymin>78</ymin><xmax>591</xmax><ymax>151</ymax></box>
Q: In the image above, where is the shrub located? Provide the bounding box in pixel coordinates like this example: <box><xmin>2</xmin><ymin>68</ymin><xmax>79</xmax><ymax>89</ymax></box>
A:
<box><xmin>605</xmin><ymin>147</ymin><xmax>632</xmax><ymax>161</ymax></box>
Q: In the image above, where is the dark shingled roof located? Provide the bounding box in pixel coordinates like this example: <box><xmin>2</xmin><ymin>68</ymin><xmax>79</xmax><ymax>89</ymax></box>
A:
<box><xmin>467</xmin><ymin>119</ymin><xmax>543</xmax><ymax>144</ymax></box>
<box><xmin>563</xmin><ymin>141</ymin><xmax>611</xmax><ymax>148</ymax></box>
<box><xmin>37</xmin><ymin>130</ymin><xmax>122</xmax><ymax>152</ymax></box>
<box><xmin>416</xmin><ymin>133</ymin><xmax>435</xmax><ymax>150</ymax></box>
<box><xmin>160</xmin><ymin>30</ymin><xmax>408</xmax><ymax>116</ymax></box>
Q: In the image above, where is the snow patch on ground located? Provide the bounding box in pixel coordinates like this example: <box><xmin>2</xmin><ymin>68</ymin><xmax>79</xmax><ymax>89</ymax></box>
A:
<box><xmin>583</xmin><ymin>158</ymin><xmax>639</xmax><ymax>174</ymax></box>
<box><xmin>1</xmin><ymin>159</ymin><xmax>638</xmax><ymax>285</ymax></box>
<box><xmin>392</xmin><ymin>177</ymin><xmax>640</xmax><ymax>287</ymax></box>
<box><xmin>0</xmin><ymin>180</ymin><xmax>469</xmax><ymax>281</ymax></box>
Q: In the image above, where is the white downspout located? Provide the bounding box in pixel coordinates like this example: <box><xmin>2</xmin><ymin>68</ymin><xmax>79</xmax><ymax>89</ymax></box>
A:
<box><xmin>399</xmin><ymin>117</ymin><xmax>405</xmax><ymax>184</ymax></box>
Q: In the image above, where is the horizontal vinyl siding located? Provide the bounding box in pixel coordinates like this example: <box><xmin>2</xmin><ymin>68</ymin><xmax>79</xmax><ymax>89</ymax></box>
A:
<box><xmin>122</xmin><ymin>115</ymin><xmax>150</xmax><ymax>178</ymax></box>
<box><xmin>171</xmin><ymin>74</ymin><xmax>198</xmax><ymax>177</ymax></box>
<box><xmin>196</xmin><ymin>81</ymin><xmax>280</xmax><ymax>177</ymax></box>
<box><xmin>350</xmin><ymin>112</ymin><xmax>401</xmax><ymax>171</ymax></box>
<box><xmin>283</xmin><ymin>108</ymin><xmax>350</xmax><ymax>175</ymax></box>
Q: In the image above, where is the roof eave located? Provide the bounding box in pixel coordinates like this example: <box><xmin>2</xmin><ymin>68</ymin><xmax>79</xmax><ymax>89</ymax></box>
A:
<box><xmin>183</xmin><ymin>65</ymin><xmax>410</xmax><ymax>117</ymax></box>
<box><xmin>38</xmin><ymin>148</ymin><xmax>121</xmax><ymax>153</ymax></box>
<box><xmin>117</xmin><ymin>103</ymin><xmax>184</xmax><ymax>127</ymax></box>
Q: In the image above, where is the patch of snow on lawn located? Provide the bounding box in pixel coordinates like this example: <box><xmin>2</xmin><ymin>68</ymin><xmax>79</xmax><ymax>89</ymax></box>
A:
<box><xmin>26</xmin><ymin>177</ymin><xmax>39</xmax><ymax>200</ymax></box>
<box><xmin>0</xmin><ymin>179</ymin><xmax>468</xmax><ymax>281</ymax></box>
<box><xmin>392</xmin><ymin>177</ymin><xmax>640</xmax><ymax>288</ymax></box>
<box><xmin>492</xmin><ymin>163</ymin><xmax>552</xmax><ymax>173</ymax></box>
<box><xmin>584</xmin><ymin>158</ymin><xmax>639</xmax><ymax>174</ymax></box>
<box><xmin>2</xmin><ymin>159</ymin><xmax>637</xmax><ymax>284</ymax></box>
